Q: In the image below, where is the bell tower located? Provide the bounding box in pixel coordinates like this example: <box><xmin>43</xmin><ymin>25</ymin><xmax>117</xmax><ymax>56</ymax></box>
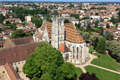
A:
<box><xmin>51</xmin><ymin>16</ymin><xmax>65</xmax><ymax>49</ymax></box>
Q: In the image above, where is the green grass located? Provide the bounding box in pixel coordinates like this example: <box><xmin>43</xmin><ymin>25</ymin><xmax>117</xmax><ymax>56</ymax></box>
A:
<box><xmin>91</xmin><ymin>53</ymin><xmax>120</xmax><ymax>72</ymax></box>
<box><xmin>76</xmin><ymin>67</ymin><xmax>83</xmax><ymax>78</ymax></box>
<box><xmin>89</xmin><ymin>46</ymin><xmax>96</xmax><ymax>53</ymax></box>
<box><xmin>85</xmin><ymin>66</ymin><xmax>120</xmax><ymax>80</ymax></box>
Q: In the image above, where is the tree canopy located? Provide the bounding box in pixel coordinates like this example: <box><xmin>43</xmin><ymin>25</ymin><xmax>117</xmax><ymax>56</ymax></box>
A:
<box><xmin>23</xmin><ymin>42</ymin><xmax>76</xmax><ymax>79</ymax></box>
<box><xmin>11</xmin><ymin>29</ymin><xmax>32</xmax><ymax>39</ymax></box>
<box><xmin>31</xmin><ymin>15</ymin><xmax>42</xmax><ymax>28</ymax></box>
<box><xmin>107</xmin><ymin>40</ymin><xmax>120</xmax><ymax>62</ymax></box>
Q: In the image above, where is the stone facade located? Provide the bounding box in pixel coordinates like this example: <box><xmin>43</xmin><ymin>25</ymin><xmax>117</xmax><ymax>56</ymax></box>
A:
<box><xmin>33</xmin><ymin>17</ymin><xmax>89</xmax><ymax>65</ymax></box>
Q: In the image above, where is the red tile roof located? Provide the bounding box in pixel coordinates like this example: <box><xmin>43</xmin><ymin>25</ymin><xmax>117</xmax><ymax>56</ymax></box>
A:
<box><xmin>0</xmin><ymin>42</ymin><xmax>38</xmax><ymax>66</ymax></box>
<box><xmin>59</xmin><ymin>44</ymin><xmax>70</xmax><ymax>52</ymax></box>
<box><xmin>40</xmin><ymin>21</ymin><xmax>84</xmax><ymax>43</ymax></box>
<box><xmin>4</xmin><ymin>63</ymin><xmax>22</xmax><ymax>80</ymax></box>
<box><xmin>41</xmin><ymin>21</ymin><xmax>52</xmax><ymax>38</ymax></box>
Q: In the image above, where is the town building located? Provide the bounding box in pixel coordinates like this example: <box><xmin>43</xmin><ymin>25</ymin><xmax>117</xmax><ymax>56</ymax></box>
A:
<box><xmin>33</xmin><ymin>17</ymin><xmax>89</xmax><ymax>65</ymax></box>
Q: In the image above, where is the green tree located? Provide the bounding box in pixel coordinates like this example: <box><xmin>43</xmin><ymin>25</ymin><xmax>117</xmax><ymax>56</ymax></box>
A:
<box><xmin>64</xmin><ymin>19</ymin><xmax>70</xmax><ymax>23</ymax></box>
<box><xmin>87</xmin><ymin>23</ymin><xmax>91</xmax><ymax>32</ymax></box>
<box><xmin>61</xmin><ymin>62</ymin><xmax>76</xmax><ymax>80</ymax></box>
<box><xmin>118</xmin><ymin>11</ymin><xmax>120</xmax><ymax>22</ymax></box>
<box><xmin>93</xmin><ymin>37</ymin><xmax>99</xmax><ymax>49</ymax></box>
<box><xmin>31</xmin><ymin>15</ymin><xmax>42</xmax><ymax>28</ymax></box>
<box><xmin>110</xmin><ymin>16</ymin><xmax>118</xmax><ymax>24</ymax></box>
<box><xmin>23</xmin><ymin>42</ymin><xmax>64</xmax><ymax>79</ymax></box>
<box><xmin>5</xmin><ymin>21</ymin><xmax>11</xmax><ymax>26</ymax></box>
<box><xmin>48</xmin><ymin>64</ymin><xmax>65</xmax><ymax>80</ymax></box>
<box><xmin>103</xmin><ymin>30</ymin><xmax>114</xmax><ymax>41</ymax></box>
<box><xmin>40</xmin><ymin>73</ymin><xmax>52</xmax><ymax>80</ymax></box>
<box><xmin>71</xmin><ymin>14</ymin><xmax>79</xmax><ymax>19</ymax></box>
<box><xmin>100</xmin><ymin>27</ymin><xmax>103</xmax><ymax>35</ymax></box>
<box><xmin>82</xmin><ymin>32</ymin><xmax>91</xmax><ymax>41</ymax></box>
<box><xmin>0</xmin><ymin>14</ymin><xmax>5</xmax><ymax>23</ymax></box>
<box><xmin>96</xmin><ymin>37</ymin><xmax>106</xmax><ymax>54</ymax></box>
<box><xmin>107</xmin><ymin>40</ymin><xmax>120</xmax><ymax>62</ymax></box>
<box><xmin>106</xmin><ymin>24</ymin><xmax>110</xmax><ymax>28</ymax></box>
<box><xmin>11</xmin><ymin>29</ymin><xmax>31</xmax><ymax>39</ymax></box>
<box><xmin>10</xmin><ymin>23</ymin><xmax>16</xmax><ymax>30</ymax></box>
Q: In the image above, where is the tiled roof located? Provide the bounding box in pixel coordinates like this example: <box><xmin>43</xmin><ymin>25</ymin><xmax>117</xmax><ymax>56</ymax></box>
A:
<box><xmin>11</xmin><ymin>36</ymin><xmax>34</xmax><ymax>45</ymax></box>
<box><xmin>59</xmin><ymin>44</ymin><xmax>70</xmax><ymax>52</ymax></box>
<box><xmin>65</xmin><ymin>24</ymin><xmax>84</xmax><ymax>43</ymax></box>
<box><xmin>65</xmin><ymin>23</ymin><xmax>75</xmax><ymax>29</ymax></box>
<box><xmin>34</xmin><ymin>32</ymin><xmax>42</xmax><ymax>40</ymax></box>
<box><xmin>39</xmin><ymin>21</ymin><xmax>84</xmax><ymax>43</ymax></box>
<box><xmin>4</xmin><ymin>63</ymin><xmax>22</xmax><ymax>80</ymax></box>
<box><xmin>41</xmin><ymin>21</ymin><xmax>52</xmax><ymax>38</ymax></box>
<box><xmin>104</xmin><ymin>28</ymin><xmax>118</xmax><ymax>32</ymax></box>
<box><xmin>0</xmin><ymin>42</ymin><xmax>38</xmax><ymax>66</ymax></box>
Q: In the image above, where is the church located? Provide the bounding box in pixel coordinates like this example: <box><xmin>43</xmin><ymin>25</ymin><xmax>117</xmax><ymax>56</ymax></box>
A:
<box><xmin>33</xmin><ymin>17</ymin><xmax>89</xmax><ymax>65</ymax></box>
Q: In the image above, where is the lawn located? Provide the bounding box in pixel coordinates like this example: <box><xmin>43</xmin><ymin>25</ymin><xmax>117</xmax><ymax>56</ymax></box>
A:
<box><xmin>85</xmin><ymin>66</ymin><xmax>120</xmax><ymax>80</ymax></box>
<box><xmin>89</xmin><ymin>46</ymin><xmax>95</xmax><ymax>53</ymax></box>
<box><xmin>91</xmin><ymin>53</ymin><xmax>120</xmax><ymax>72</ymax></box>
<box><xmin>76</xmin><ymin>67</ymin><xmax>83</xmax><ymax>78</ymax></box>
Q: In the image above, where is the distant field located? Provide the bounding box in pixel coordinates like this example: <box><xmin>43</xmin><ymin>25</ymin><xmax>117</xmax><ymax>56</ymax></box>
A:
<box><xmin>76</xmin><ymin>67</ymin><xmax>83</xmax><ymax>78</ymax></box>
<box><xmin>85</xmin><ymin>66</ymin><xmax>120</xmax><ymax>80</ymax></box>
<box><xmin>91</xmin><ymin>53</ymin><xmax>120</xmax><ymax>72</ymax></box>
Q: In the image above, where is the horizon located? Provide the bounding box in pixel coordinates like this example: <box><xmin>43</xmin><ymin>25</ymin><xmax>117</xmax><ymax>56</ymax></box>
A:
<box><xmin>0</xmin><ymin>0</ymin><xmax>120</xmax><ymax>2</ymax></box>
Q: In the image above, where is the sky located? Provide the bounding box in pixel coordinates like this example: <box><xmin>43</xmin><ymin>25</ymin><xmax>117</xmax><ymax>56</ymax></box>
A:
<box><xmin>0</xmin><ymin>0</ymin><xmax>120</xmax><ymax>2</ymax></box>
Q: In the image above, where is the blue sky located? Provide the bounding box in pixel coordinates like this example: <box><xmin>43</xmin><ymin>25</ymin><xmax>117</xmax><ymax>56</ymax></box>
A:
<box><xmin>0</xmin><ymin>0</ymin><xmax>120</xmax><ymax>2</ymax></box>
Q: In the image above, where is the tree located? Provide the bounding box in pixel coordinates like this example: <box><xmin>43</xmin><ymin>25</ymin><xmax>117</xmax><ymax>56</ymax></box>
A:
<box><xmin>82</xmin><ymin>32</ymin><xmax>91</xmax><ymax>41</ymax></box>
<box><xmin>107</xmin><ymin>40</ymin><xmax>120</xmax><ymax>62</ymax></box>
<box><xmin>11</xmin><ymin>29</ymin><xmax>32</xmax><ymax>39</ymax></box>
<box><xmin>100</xmin><ymin>27</ymin><xmax>103</xmax><ymax>35</ymax></box>
<box><xmin>61</xmin><ymin>62</ymin><xmax>76</xmax><ymax>80</ymax></box>
<box><xmin>64</xmin><ymin>19</ymin><xmax>70</xmax><ymax>23</ymax></box>
<box><xmin>118</xmin><ymin>11</ymin><xmax>120</xmax><ymax>22</ymax></box>
<box><xmin>31</xmin><ymin>15</ymin><xmax>42</xmax><ymax>28</ymax></box>
<box><xmin>10</xmin><ymin>23</ymin><xmax>16</xmax><ymax>30</ymax></box>
<box><xmin>110</xmin><ymin>16</ymin><xmax>118</xmax><ymax>24</ymax></box>
<box><xmin>87</xmin><ymin>23</ymin><xmax>91</xmax><ymax>32</ymax></box>
<box><xmin>95</xmin><ymin>13</ymin><xmax>99</xmax><ymax>15</ymax></box>
<box><xmin>40</xmin><ymin>72</ymin><xmax>52</xmax><ymax>80</ymax></box>
<box><xmin>23</xmin><ymin>42</ymin><xmax>64</xmax><ymax>79</ymax></box>
<box><xmin>106</xmin><ymin>24</ymin><xmax>110</xmax><ymax>28</ymax></box>
<box><xmin>96</xmin><ymin>37</ymin><xmax>106</xmax><ymax>54</ymax></box>
<box><xmin>5</xmin><ymin>21</ymin><xmax>11</xmax><ymax>26</ymax></box>
<box><xmin>0</xmin><ymin>14</ymin><xmax>5</xmax><ymax>23</ymax></box>
<box><xmin>71</xmin><ymin>14</ymin><xmax>79</xmax><ymax>19</ymax></box>
<box><xmin>94</xmin><ymin>20</ymin><xmax>99</xmax><ymax>28</ymax></box>
<box><xmin>47</xmin><ymin>64</ymin><xmax>65</xmax><ymax>80</ymax></box>
<box><xmin>79</xmin><ymin>72</ymin><xmax>99</xmax><ymax>80</ymax></box>
<box><xmin>103</xmin><ymin>30</ymin><xmax>114</xmax><ymax>41</ymax></box>
<box><xmin>93</xmin><ymin>37</ymin><xmax>99</xmax><ymax>49</ymax></box>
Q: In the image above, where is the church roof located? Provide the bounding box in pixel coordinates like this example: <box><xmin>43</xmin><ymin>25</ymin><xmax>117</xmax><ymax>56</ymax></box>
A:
<box><xmin>65</xmin><ymin>24</ymin><xmax>84</xmax><ymax>43</ymax></box>
<box><xmin>39</xmin><ymin>21</ymin><xmax>84</xmax><ymax>43</ymax></box>
<box><xmin>59</xmin><ymin>44</ymin><xmax>70</xmax><ymax>52</ymax></box>
<box><xmin>41</xmin><ymin>21</ymin><xmax>52</xmax><ymax>38</ymax></box>
<box><xmin>0</xmin><ymin>42</ymin><xmax>38</xmax><ymax>66</ymax></box>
